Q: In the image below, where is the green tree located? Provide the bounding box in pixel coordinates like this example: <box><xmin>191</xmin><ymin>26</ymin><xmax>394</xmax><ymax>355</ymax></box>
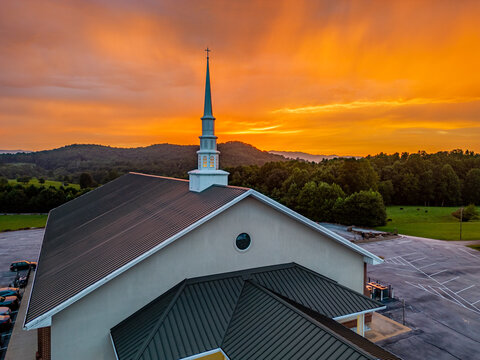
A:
<box><xmin>418</xmin><ymin>170</ymin><xmax>435</xmax><ymax>206</ymax></box>
<box><xmin>79</xmin><ymin>172</ymin><xmax>96</xmax><ymax>189</ymax></box>
<box><xmin>296</xmin><ymin>181</ymin><xmax>345</xmax><ymax>222</ymax></box>
<box><xmin>337</xmin><ymin>159</ymin><xmax>378</xmax><ymax>194</ymax></box>
<box><xmin>437</xmin><ymin>164</ymin><xmax>461</xmax><ymax>206</ymax></box>
<box><xmin>17</xmin><ymin>176</ymin><xmax>31</xmax><ymax>184</ymax></box>
<box><xmin>378</xmin><ymin>180</ymin><xmax>394</xmax><ymax>205</ymax></box>
<box><xmin>335</xmin><ymin>190</ymin><xmax>387</xmax><ymax>227</ymax></box>
<box><xmin>32</xmin><ymin>187</ymin><xmax>66</xmax><ymax>212</ymax></box>
<box><xmin>463</xmin><ymin>168</ymin><xmax>480</xmax><ymax>205</ymax></box>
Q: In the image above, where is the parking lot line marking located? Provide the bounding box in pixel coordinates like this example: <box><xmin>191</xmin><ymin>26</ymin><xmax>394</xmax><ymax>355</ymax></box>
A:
<box><xmin>397</xmin><ymin>273</ymin><xmax>426</xmax><ymax>279</ymax></box>
<box><xmin>456</xmin><ymin>285</ymin><xmax>475</xmax><ymax>294</ymax></box>
<box><xmin>404</xmin><ymin>281</ymin><xmax>423</xmax><ymax>289</ymax></box>
<box><xmin>442</xmin><ymin>287</ymin><xmax>480</xmax><ymax>312</ymax></box>
<box><xmin>399</xmin><ymin>251</ymin><xmax>417</xmax><ymax>257</ymax></box>
<box><xmin>434</xmin><ymin>287</ymin><xmax>469</xmax><ymax>308</ymax></box>
<box><xmin>393</xmin><ymin>268</ymin><xmax>419</xmax><ymax>273</ymax></box>
<box><xmin>442</xmin><ymin>287</ymin><xmax>480</xmax><ymax>310</ymax></box>
<box><xmin>427</xmin><ymin>286</ymin><xmax>448</xmax><ymax>300</ymax></box>
<box><xmin>397</xmin><ymin>257</ymin><xmax>411</xmax><ymax>266</ymax></box>
<box><xmin>472</xmin><ymin>299</ymin><xmax>480</xmax><ymax>305</ymax></box>
<box><xmin>441</xmin><ymin>277</ymin><xmax>459</xmax><ymax>285</ymax></box>
<box><xmin>410</xmin><ymin>257</ymin><xmax>426</xmax><ymax>262</ymax></box>
<box><xmin>457</xmin><ymin>248</ymin><xmax>480</xmax><ymax>259</ymax></box>
<box><xmin>430</xmin><ymin>270</ymin><xmax>448</xmax><ymax>277</ymax></box>
<box><xmin>419</xmin><ymin>263</ymin><xmax>437</xmax><ymax>269</ymax></box>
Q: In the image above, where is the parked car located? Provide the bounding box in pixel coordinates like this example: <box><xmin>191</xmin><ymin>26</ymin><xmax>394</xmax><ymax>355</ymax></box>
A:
<box><xmin>16</xmin><ymin>275</ymin><xmax>28</xmax><ymax>289</ymax></box>
<box><xmin>0</xmin><ymin>315</ymin><xmax>11</xmax><ymax>332</ymax></box>
<box><xmin>0</xmin><ymin>307</ymin><xmax>11</xmax><ymax>316</ymax></box>
<box><xmin>0</xmin><ymin>288</ymin><xmax>20</xmax><ymax>299</ymax></box>
<box><xmin>10</xmin><ymin>260</ymin><xmax>37</xmax><ymax>272</ymax></box>
<box><xmin>0</xmin><ymin>296</ymin><xmax>19</xmax><ymax>310</ymax></box>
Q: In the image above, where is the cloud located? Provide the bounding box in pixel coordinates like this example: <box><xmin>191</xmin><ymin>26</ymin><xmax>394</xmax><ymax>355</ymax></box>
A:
<box><xmin>1</xmin><ymin>0</ymin><xmax>480</xmax><ymax>155</ymax></box>
<box><xmin>272</xmin><ymin>97</ymin><xmax>480</xmax><ymax>114</ymax></box>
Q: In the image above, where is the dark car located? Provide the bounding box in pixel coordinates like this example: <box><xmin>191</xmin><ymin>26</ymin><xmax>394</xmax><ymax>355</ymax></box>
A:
<box><xmin>0</xmin><ymin>315</ymin><xmax>12</xmax><ymax>332</ymax></box>
<box><xmin>0</xmin><ymin>307</ymin><xmax>11</xmax><ymax>316</ymax></box>
<box><xmin>10</xmin><ymin>260</ymin><xmax>37</xmax><ymax>272</ymax></box>
<box><xmin>0</xmin><ymin>296</ymin><xmax>19</xmax><ymax>310</ymax></box>
<box><xmin>0</xmin><ymin>288</ymin><xmax>20</xmax><ymax>299</ymax></box>
<box><xmin>17</xmin><ymin>275</ymin><xmax>28</xmax><ymax>288</ymax></box>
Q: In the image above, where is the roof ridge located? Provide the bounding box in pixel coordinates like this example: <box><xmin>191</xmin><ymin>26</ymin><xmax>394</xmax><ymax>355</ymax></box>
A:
<box><xmin>132</xmin><ymin>280</ymin><xmax>187</xmax><ymax>360</ymax></box>
<box><xmin>219</xmin><ymin>282</ymin><xmax>247</xmax><ymax>353</ymax></box>
<box><xmin>184</xmin><ymin>263</ymin><xmax>297</xmax><ymax>285</ymax></box>
<box><xmin>128</xmin><ymin>172</ymin><xmax>189</xmax><ymax>182</ymax></box>
<box><xmin>245</xmin><ymin>281</ymin><xmax>377</xmax><ymax>360</ymax></box>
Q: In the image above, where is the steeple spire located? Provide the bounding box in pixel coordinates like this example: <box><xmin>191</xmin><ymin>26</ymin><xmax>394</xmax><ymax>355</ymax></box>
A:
<box><xmin>203</xmin><ymin>48</ymin><xmax>213</xmax><ymax>118</ymax></box>
<box><xmin>188</xmin><ymin>48</ymin><xmax>229</xmax><ymax>192</ymax></box>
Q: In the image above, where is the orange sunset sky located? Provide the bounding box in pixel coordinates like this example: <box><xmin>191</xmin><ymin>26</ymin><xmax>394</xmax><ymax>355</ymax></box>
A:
<box><xmin>1</xmin><ymin>0</ymin><xmax>480</xmax><ymax>156</ymax></box>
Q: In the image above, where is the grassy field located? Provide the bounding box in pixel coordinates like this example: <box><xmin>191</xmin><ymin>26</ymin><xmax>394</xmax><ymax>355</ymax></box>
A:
<box><xmin>376</xmin><ymin>206</ymin><xmax>480</xmax><ymax>240</ymax></box>
<box><xmin>8</xmin><ymin>178</ymin><xmax>80</xmax><ymax>189</ymax></box>
<box><xmin>0</xmin><ymin>214</ymin><xmax>48</xmax><ymax>232</ymax></box>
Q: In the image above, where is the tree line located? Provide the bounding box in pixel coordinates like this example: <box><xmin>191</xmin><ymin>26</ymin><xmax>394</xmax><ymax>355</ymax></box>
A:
<box><xmin>226</xmin><ymin>149</ymin><xmax>480</xmax><ymax>226</ymax></box>
<box><xmin>0</xmin><ymin>178</ymin><xmax>90</xmax><ymax>213</ymax></box>
<box><xmin>2</xmin><ymin>147</ymin><xmax>479</xmax><ymax>228</ymax></box>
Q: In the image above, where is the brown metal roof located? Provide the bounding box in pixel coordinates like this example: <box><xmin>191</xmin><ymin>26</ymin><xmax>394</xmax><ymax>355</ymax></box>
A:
<box><xmin>25</xmin><ymin>172</ymin><xmax>248</xmax><ymax>325</ymax></box>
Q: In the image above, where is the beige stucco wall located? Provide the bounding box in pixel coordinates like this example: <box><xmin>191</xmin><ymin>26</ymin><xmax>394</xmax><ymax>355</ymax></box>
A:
<box><xmin>51</xmin><ymin>196</ymin><xmax>365</xmax><ymax>360</ymax></box>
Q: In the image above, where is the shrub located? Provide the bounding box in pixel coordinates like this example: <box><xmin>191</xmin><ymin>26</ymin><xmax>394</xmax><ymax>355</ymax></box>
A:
<box><xmin>452</xmin><ymin>204</ymin><xmax>479</xmax><ymax>222</ymax></box>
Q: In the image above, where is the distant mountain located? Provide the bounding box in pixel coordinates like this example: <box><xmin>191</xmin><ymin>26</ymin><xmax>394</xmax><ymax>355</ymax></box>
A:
<box><xmin>0</xmin><ymin>142</ymin><xmax>286</xmax><ymax>182</ymax></box>
<box><xmin>0</xmin><ymin>150</ymin><xmax>31</xmax><ymax>154</ymax></box>
<box><xmin>269</xmin><ymin>151</ymin><xmax>361</xmax><ymax>162</ymax></box>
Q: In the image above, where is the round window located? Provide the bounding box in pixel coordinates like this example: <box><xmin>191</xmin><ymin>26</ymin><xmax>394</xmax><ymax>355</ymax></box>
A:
<box><xmin>235</xmin><ymin>233</ymin><xmax>251</xmax><ymax>251</ymax></box>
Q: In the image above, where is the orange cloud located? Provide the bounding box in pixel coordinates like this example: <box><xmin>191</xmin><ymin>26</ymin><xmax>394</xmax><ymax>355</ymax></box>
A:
<box><xmin>0</xmin><ymin>0</ymin><xmax>480</xmax><ymax>156</ymax></box>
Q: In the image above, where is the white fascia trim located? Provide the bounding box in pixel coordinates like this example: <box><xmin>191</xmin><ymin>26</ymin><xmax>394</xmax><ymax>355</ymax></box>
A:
<box><xmin>24</xmin><ymin>187</ymin><xmax>383</xmax><ymax>329</ymax></box>
<box><xmin>110</xmin><ymin>332</ymin><xmax>120</xmax><ymax>360</ymax></box>
<box><xmin>24</xmin><ymin>190</ymin><xmax>255</xmax><ymax>330</ymax></box>
<box><xmin>248</xmin><ymin>190</ymin><xmax>384</xmax><ymax>265</ymax></box>
<box><xmin>23</xmin><ymin>211</ymin><xmax>51</xmax><ymax>330</ymax></box>
<box><xmin>333</xmin><ymin>306</ymin><xmax>386</xmax><ymax>321</ymax></box>
<box><xmin>179</xmin><ymin>348</ymin><xmax>230</xmax><ymax>360</ymax></box>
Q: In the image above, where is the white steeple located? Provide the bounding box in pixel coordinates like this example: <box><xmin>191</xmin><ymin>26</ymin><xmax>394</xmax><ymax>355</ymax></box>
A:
<box><xmin>188</xmin><ymin>48</ymin><xmax>229</xmax><ymax>192</ymax></box>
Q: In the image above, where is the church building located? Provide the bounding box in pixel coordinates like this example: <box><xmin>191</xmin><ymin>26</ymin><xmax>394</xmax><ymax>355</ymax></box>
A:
<box><xmin>24</xmin><ymin>51</ymin><xmax>400</xmax><ymax>360</ymax></box>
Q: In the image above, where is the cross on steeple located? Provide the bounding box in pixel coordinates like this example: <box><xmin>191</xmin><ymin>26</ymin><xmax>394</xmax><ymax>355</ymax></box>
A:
<box><xmin>205</xmin><ymin>47</ymin><xmax>211</xmax><ymax>59</ymax></box>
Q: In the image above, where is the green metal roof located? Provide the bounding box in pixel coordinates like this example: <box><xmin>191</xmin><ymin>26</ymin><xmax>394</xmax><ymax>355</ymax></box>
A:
<box><xmin>111</xmin><ymin>264</ymin><xmax>397</xmax><ymax>360</ymax></box>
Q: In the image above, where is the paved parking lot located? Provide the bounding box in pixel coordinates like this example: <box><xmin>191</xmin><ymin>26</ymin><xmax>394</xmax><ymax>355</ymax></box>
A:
<box><xmin>0</xmin><ymin>229</ymin><xmax>43</xmax><ymax>288</ymax></box>
<box><xmin>0</xmin><ymin>229</ymin><xmax>44</xmax><ymax>359</ymax></box>
<box><xmin>361</xmin><ymin>236</ymin><xmax>480</xmax><ymax>360</ymax></box>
